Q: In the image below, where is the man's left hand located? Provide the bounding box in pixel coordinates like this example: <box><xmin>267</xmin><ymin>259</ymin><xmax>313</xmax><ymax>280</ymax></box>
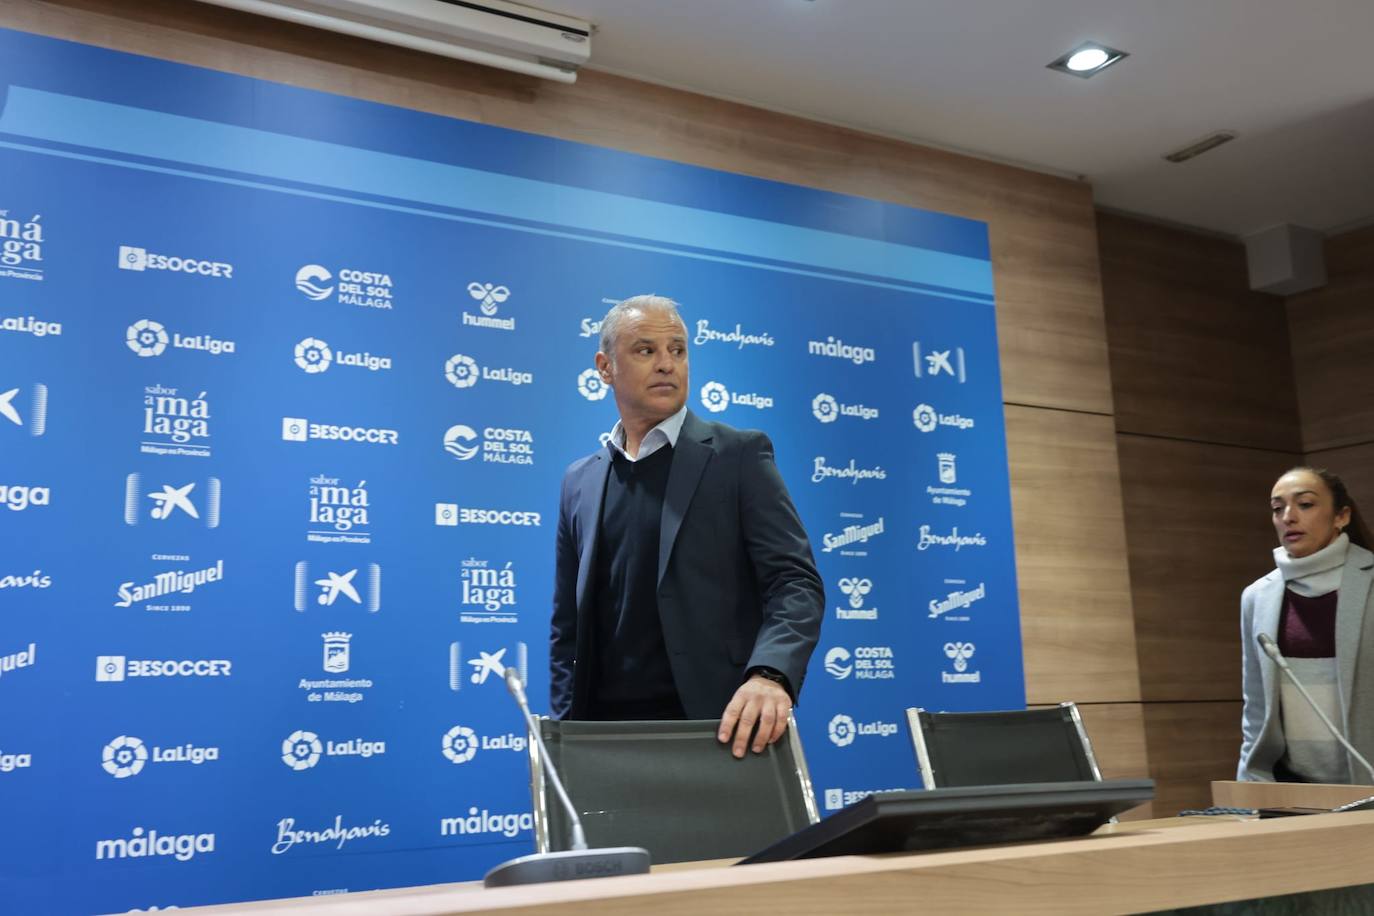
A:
<box><xmin>718</xmin><ymin>675</ymin><xmax>792</xmax><ymax>759</ymax></box>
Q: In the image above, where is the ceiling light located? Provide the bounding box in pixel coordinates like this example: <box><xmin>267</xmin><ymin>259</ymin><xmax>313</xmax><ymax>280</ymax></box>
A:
<box><xmin>1047</xmin><ymin>42</ymin><xmax>1128</xmax><ymax>78</ymax></box>
<box><xmin>1066</xmin><ymin>48</ymin><xmax>1109</xmax><ymax>71</ymax></box>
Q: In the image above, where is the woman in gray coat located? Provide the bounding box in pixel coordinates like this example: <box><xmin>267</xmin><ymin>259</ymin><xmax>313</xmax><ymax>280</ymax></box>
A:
<box><xmin>1239</xmin><ymin>467</ymin><xmax>1374</xmax><ymax>782</ymax></box>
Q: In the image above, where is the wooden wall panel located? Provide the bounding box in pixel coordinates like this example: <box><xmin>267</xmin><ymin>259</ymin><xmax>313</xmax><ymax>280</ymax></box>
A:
<box><xmin>1288</xmin><ymin>225</ymin><xmax>1374</xmax><ymax>452</ymax></box>
<box><xmin>1117</xmin><ymin>435</ymin><xmax>1298</xmax><ymax>703</ymax></box>
<box><xmin>1306</xmin><ymin>442</ymin><xmax>1374</xmax><ymax>519</ymax></box>
<box><xmin>1098</xmin><ymin>212</ymin><xmax>1302</xmax><ymax>452</ymax></box>
<box><xmin>1142</xmin><ymin>701</ymin><xmax>1243</xmax><ymax>817</ymax></box>
<box><xmin>1007</xmin><ymin>407</ymin><xmax>1139</xmax><ymax>704</ymax></box>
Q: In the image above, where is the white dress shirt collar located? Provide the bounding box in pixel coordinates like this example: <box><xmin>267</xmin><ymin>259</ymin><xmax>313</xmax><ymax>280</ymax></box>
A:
<box><xmin>607</xmin><ymin>405</ymin><xmax>688</xmax><ymax>462</ymax></box>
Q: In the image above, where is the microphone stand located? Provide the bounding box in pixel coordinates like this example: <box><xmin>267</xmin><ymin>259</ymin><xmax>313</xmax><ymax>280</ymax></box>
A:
<box><xmin>1257</xmin><ymin>633</ymin><xmax>1374</xmax><ymax>784</ymax></box>
<box><xmin>482</xmin><ymin>668</ymin><xmax>650</xmax><ymax>888</ymax></box>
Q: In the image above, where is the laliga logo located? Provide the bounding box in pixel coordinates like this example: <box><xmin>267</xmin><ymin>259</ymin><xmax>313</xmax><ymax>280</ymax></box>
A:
<box><xmin>577</xmin><ymin>368</ymin><xmax>608</xmax><ymax>401</ymax></box>
<box><xmin>824</xmin><ymin>647</ymin><xmax>852</xmax><ymax>680</ymax></box>
<box><xmin>700</xmin><ymin>381</ymin><xmax>729</xmax><ymax>414</ymax></box>
<box><xmin>295</xmin><ymin>265</ymin><xmax>334</xmax><ymax>300</ymax></box>
<box><xmin>812</xmin><ymin>393</ymin><xmax>838</xmax><ymax>423</ymax></box>
<box><xmin>913</xmin><ymin>404</ymin><xmax>938</xmax><ymax>433</ymax></box>
<box><xmin>443</xmin><ymin>424</ymin><xmax>479</xmax><ymax>460</ymax></box>
<box><xmin>281</xmin><ymin>730</ymin><xmax>323</xmax><ymax>771</ymax></box>
<box><xmin>467</xmin><ymin>282</ymin><xmax>510</xmax><ymax>316</ymax></box>
<box><xmin>294</xmin><ymin>338</ymin><xmax>332</xmax><ymax>373</ymax></box>
<box><xmin>442</xmin><ymin>725</ymin><xmax>478</xmax><ymax>764</ymax></box>
<box><xmin>838</xmin><ymin>577</ymin><xmax>872</xmax><ymax>609</ymax></box>
<box><xmin>102</xmin><ymin>735</ymin><xmax>148</xmax><ymax>778</ymax></box>
<box><xmin>126</xmin><ymin>319</ymin><xmax>169</xmax><ymax>357</ymax></box>
<box><xmin>446</xmin><ymin>354</ymin><xmax>479</xmax><ymax>389</ymax></box>
<box><xmin>828</xmin><ymin>714</ymin><xmax>856</xmax><ymax>747</ymax></box>
<box><xmin>945</xmin><ymin>641</ymin><xmax>975</xmax><ymax>672</ymax></box>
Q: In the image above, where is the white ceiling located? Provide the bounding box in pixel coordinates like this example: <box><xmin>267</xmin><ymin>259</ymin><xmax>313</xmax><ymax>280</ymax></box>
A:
<box><xmin>554</xmin><ymin>0</ymin><xmax>1374</xmax><ymax>239</ymax></box>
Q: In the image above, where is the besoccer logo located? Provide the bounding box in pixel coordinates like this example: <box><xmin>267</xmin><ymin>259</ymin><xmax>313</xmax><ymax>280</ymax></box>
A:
<box><xmin>281</xmin><ymin>730</ymin><xmax>323</xmax><ymax>770</ymax></box>
<box><xmin>443</xmin><ymin>425</ymin><xmax>479</xmax><ymax>461</ymax></box>
<box><xmin>96</xmin><ymin>656</ymin><xmax>127</xmax><ymax>681</ymax></box>
<box><xmin>811</xmin><ymin>393</ymin><xmax>839</xmax><ymax>424</ymax></box>
<box><xmin>294</xmin><ymin>338</ymin><xmax>333</xmax><ymax>374</ymax></box>
<box><xmin>102</xmin><ymin>735</ymin><xmax>148</xmax><ymax>778</ymax></box>
<box><xmin>824</xmin><ymin>647</ymin><xmax>853</xmax><ymax>680</ymax></box>
<box><xmin>913</xmin><ymin>403</ymin><xmax>937</xmax><ymax>433</ymax></box>
<box><xmin>945</xmin><ymin>641</ymin><xmax>975</xmax><ymax>672</ymax></box>
<box><xmin>445</xmin><ymin>354</ymin><xmax>479</xmax><ymax>389</ymax></box>
<box><xmin>828</xmin><ymin>714</ymin><xmax>857</xmax><ymax>747</ymax></box>
<box><xmin>700</xmin><ymin>381</ymin><xmax>729</xmax><ymax>414</ymax></box>
<box><xmin>577</xmin><ymin>368</ymin><xmax>608</xmax><ymax>401</ymax></box>
<box><xmin>295</xmin><ymin>265</ymin><xmax>334</xmax><ymax>301</ymax></box>
<box><xmin>126</xmin><ymin>320</ymin><xmax>168</xmax><ymax>358</ymax></box>
<box><xmin>467</xmin><ymin>282</ymin><xmax>510</xmax><ymax>316</ymax></box>
<box><xmin>442</xmin><ymin>725</ymin><xmax>478</xmax><ymax>764</ymax></box>
<box><xmin>838</xmin><ymin>577</ymin><xmax>872</xmax><ymax>609</ymax></box>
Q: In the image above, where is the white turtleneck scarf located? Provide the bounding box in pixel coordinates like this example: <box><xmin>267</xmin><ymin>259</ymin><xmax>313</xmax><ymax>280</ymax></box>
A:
<box><xmin>1273</xmin><ymin>532</ymin><xmax>1349</xmax><ymax>595</ymax></box>
<box><xmin>1272</xmin><ymin>532</ymin><xmax>1349</xmax><ymax>783</ymax></box>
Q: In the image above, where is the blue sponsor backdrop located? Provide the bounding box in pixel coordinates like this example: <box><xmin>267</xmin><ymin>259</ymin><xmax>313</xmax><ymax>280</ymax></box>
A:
<box><xmin>0</xmin><ymin>28</ymin><xmax>1023</xmax><ymax>913</ymax></box>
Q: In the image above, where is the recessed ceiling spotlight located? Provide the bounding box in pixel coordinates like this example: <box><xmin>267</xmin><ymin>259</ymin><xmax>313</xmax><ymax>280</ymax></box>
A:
<box><xmin>1047</xmin><ymin>42</ymin><xmax>1128</xmax><ymax>78</ymax></box>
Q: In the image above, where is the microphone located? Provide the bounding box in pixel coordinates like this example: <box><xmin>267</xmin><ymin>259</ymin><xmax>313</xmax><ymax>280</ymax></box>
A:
<box><xmin>482</xmin><ymin>667</ymin><xmax>650</xmax><ymax>888</ymax></box>
<box><xmin>1256</xmin><ymin>633</ymin><xmax>1374</xmax><ymax>784</ymax></box>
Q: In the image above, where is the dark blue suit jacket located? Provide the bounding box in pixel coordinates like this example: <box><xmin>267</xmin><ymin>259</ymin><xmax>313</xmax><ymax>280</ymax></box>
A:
<box><xmin>550</xmin><ymin>410</ymin><xmax>824</xmax><ymax>719</ymax></box>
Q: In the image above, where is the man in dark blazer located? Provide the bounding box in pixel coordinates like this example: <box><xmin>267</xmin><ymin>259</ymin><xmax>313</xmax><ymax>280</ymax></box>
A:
<box><xmin>551</xmin><ymin>295</ymin><xmax>824</xmax><ymax>758</ymax></box>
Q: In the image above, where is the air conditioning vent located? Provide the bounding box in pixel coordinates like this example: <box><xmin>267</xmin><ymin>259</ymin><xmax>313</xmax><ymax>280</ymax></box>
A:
<box><xmin>194</xmin><ymin>0</ymin><xmax>593</xmax><ymax>82</ymax></box>
<box><xmin>1162</xmin><ymin>130</ymin><xmax>1237</xmax><ymax>164</ymax></box>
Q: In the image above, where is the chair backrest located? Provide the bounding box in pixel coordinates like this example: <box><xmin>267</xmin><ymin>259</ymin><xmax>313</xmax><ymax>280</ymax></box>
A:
<box><xmin>905</xmin><ymin>703</ymin><xmax>1104</xmax><ymax>789</ymax></box>
<box><xmin>528</xmin><ymin>716</ymin><xmax>819</xmax><ymax>864</ymax></box>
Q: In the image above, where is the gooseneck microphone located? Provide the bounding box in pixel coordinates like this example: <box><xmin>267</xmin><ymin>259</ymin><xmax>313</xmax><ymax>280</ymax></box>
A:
<box><xmin>506</xmin><ymin>667</ymin><xmax>587</xmax><ymax>850</ymax></box>
<box><xmin>1257</xmin><ymin>632</ymin><xmax>1374</xmax><ymax>784</ymax></box>
<box><xmin>482</xmin><ymin>668</ymin><xmax>651</xmax><ymax>888</ymax></box>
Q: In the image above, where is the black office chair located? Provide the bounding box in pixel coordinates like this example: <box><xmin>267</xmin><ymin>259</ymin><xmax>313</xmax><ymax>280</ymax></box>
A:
<box><xmin>527</xmin><ymin>715</ymin><xmax>819</xmax><ymax>864</ymax></box>
<box><xmin>905</xmin><ymin>702</ymin><xmax>1106</xmax><ymax>789</ymax></box>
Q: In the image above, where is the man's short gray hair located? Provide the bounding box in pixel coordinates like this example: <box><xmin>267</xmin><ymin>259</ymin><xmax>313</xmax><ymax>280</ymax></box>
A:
<box><xmin>598</xmin><ymin>295</ymin><xmax>685</xmax><ymax>357</ymax></box>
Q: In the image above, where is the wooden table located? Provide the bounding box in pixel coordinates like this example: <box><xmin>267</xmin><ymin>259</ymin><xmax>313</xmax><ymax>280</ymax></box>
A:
<box><xmin>185</xmin><ymin>810</ymin><xmax>1374</xmax><ymax>915</ymax></box>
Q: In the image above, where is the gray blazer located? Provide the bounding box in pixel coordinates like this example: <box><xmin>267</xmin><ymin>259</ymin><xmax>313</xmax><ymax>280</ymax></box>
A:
<box><xmin>549</xmin><ymin>410</ymin><xmax>824</xmax><ymax>720</ymax></box>
<box><xmin>1238</xmin><ymin>541</ymin><xmax>1374</xmax><ymax>781</ymax></box>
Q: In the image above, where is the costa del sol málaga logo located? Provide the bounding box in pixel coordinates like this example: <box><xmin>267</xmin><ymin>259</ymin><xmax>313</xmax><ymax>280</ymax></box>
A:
<box><xmin>700</xmin><ymin>381</ymin><xmax>729</xmax><ymax>413</ymax></box>
<box><xmin>294</xmin><ymin>338</ymin><xmax>333</xmax><ymax>373</ymax></box>
<box><xmin>577</xmin><ymin>368</ymin><xmax>608</xmax><ymax>401</ymax></box>
<box><xmin>442</xmin><ymin>725</ymin><xmax>478</xmax><ymax>764</ymax></box>
<box><xmin>824</xmin><ymin>647</ymin><xmax>853</xmax><ymax>679</ymax></box>
<box><xmin>102</xmin><ymin>735</ymin><xmax>148</xmax><ymax>778</ymax></box>
<box><xmin>445</xmin><ymin>354</ymin><xmax>479</xmax><ymax>389</ymax></box>
<box><xmin>126</xmin><ymin>320</ymin><xmax>169</xmax><ymax>357</ymax></box>
<box><xmin>295</xmin><ymin>265</ymin><xmax>334</xmax><ymax>300</ymax></box>
<box><xmin>282</xmin><ymin>730</ymin><xmax>323</xmax><ymax>770</ymax></box>
<box><xmin>443</xmin><ymin>425</ymin><xmax>479</xmax><ymax>461</ymax></box>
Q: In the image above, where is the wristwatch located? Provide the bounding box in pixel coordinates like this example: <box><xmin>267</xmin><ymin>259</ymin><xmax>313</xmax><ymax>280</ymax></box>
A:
<box><xmin>747</xmin><ymin>666</ymin><xmax>793</xmax><ymax>699</ymax></box>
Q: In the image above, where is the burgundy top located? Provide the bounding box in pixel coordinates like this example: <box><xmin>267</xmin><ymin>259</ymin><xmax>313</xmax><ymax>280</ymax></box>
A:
<box><xmin>1278</xmin><ymin>588</ymin><xmax>1338</xmax><ymax>659</ymax></box>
